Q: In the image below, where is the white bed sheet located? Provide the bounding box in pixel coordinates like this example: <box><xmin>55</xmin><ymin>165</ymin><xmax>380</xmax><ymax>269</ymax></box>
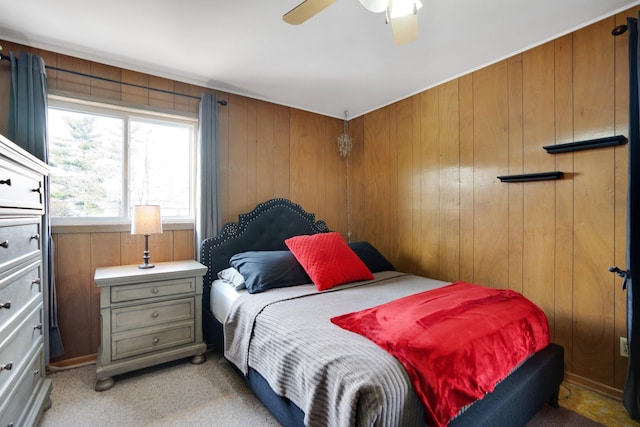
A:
<box><xmin>210</xmin><ymin>279</ymin><xmax>246</xmax><ymax>323</ymax></box>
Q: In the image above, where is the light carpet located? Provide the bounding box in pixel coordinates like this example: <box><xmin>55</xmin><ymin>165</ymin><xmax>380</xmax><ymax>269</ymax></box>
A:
<box><xmin>38</xmin><ymin>351</ymin><xmax>603</xmax><ymax>427</ymax></box>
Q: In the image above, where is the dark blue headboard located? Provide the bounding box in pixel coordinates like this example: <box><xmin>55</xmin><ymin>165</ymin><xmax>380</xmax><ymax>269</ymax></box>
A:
<box><xmin>200</xmin><ymin>198</ymin><xmax>329</xmax><ymax>343</ymax></box>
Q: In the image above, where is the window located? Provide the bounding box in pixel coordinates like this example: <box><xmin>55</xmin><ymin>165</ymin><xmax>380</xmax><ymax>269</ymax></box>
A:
<box><xmin>47</xmin><ymin>96</ymin><xmax>196</xmax><ymax>224</ymax></box>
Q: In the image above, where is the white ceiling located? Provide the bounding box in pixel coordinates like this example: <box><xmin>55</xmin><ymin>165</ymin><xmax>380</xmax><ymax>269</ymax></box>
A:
<box><xmin>0</xmin><ymin>0</ymin><xmax>639</xmax><ymax>119</ymax></box>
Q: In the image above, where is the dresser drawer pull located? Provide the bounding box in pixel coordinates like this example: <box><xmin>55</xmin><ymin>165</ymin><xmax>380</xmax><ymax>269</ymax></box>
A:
<box><xmin>31</xmin><ymin>186</ymin><xmax>41</xmax><ymax>194</ymax></box>
<box><xmin>151</xmin><ymin>287</ymin><xmax>160</xmax><ymax>294</ymax></box>
<box><xmin>153</xmin><ymin>337</ymin><xmax>160</xmax><ymax>344</ymax></box>
<box><xmin>152</xmin><ymin>312</ymin><xmax>160</xmax><ymax>318</ymax></box>
<box><xmin>7</xmin><ymin>423</ymin><xmax>14</xmax><ymax>427</ymax></box>
<box><xmin>30</xmin><ymin>233</ymin><xmax>40</xmax><ymax>241</ymax></box>
<box><xmin>34</xmin><ymin>369</ymin><xmax>40</xmax><ymax>376</ymax></box>
<box><xmin>34</xmin><ymin>323</ymin><xmax>43</xmax><ymax>331</ymax></box>
<box><xmin>0</xmin><ymin>178</ymin><xmax>10</xmax><ymax>186</ymax></box>
<box><xmin>0</xmin><ymin>362</ymin><xmax>12</xmax><ymax>371</ymax></box>
<box><xmin>0</xmin><ymin>301</ymin><xmax>10</xmax><ymax>309</ymax></box>
<box><xmin>0</xmin><ymin>240</ymin><xmax>8</xmax><ymax>248</ymax></box>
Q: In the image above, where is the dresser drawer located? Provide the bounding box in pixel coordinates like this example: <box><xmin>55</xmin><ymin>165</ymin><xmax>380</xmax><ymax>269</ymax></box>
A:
<box><xmin>111</xmin><ymin>278</ymin><xmax>196</xmax><ymax>303</ymax></box>
<box><xmin>111</xmin><ymin>297</ymin><xmax>195</xmax><ymax>333</ymax></box>
<box><xmin>112</xmin><ymin>321</ymin><xmax>195</xmax><ymax>361</ymax></box>
<box><xmin>0</xmin><ymin>303</ymin><xmax>43</xmax><ymax>397</ymax></box>
<box><xmin>0</xmin><ymin>219</ymin><xmax>41</xmax><ymax>271</ymax></box>
<box><xmin>0</xmin><ymin>156</ymin><xmax>44</xmax><ymax>211</ymax></box>
<box><xmin>0</xmin><ymin>261</ymin><xmax>42</xmax><ymax>328</ymax></box>
<box><xmin>0</xmin><ymin>345</ymin><xmax>45</xmax><ymax>427</ymax></box>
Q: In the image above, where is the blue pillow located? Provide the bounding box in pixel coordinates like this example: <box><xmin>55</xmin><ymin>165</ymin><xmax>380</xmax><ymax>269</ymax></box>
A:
<box><xmin>229</xmin><ymin>251</ymin><xmax>311</xmax><ymax>294</ymax></box>
<box><xmin>348</xmin><ymin>242</ymin><xmax>395</xmax><ymax>273</ymax></box>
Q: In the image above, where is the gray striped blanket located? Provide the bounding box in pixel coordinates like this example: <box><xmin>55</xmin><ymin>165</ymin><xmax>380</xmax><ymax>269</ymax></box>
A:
<box><xmin>224</xmin><ymin>272</ymin><xmax>450</xmax><ymax>427</ymax></box>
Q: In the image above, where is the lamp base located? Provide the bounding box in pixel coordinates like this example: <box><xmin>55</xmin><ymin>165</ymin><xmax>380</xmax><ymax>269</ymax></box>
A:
<box><xmin>138</xmin><ymin>263</ymin><xmax>155</xmax><ymax>269</ymax></box>
<box><xmin>138</xmin><ymin>236</ymin><xmax>154</xmax><ymax>269</ymax></box>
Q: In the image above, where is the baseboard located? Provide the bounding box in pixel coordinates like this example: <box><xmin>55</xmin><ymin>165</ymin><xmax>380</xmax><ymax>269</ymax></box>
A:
<box><xmin>564</xmin><ymin>371</ymin><xmax>623</xmax><ymax>401</ymax></box>
<box><xmin>47</xmin><ymin>354</ymin><xmax>97</xmax><ymax>372</ymax></box>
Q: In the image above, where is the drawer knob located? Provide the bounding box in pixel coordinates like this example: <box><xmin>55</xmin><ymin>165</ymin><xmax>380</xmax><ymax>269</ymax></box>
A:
<box><xmin>0</xmin><ymin>301</ymin><xmax>10</xmax><ymax>309</ymax></box>
<box><xmin>153</xmin><ymin>337</ymin><xmax>160</xmax><ymax>344</ymax></box>
<box><xmin>31</xmin><ymin>186</ymin><xmax>41</xmax><ymax>194</ymax></box>
<box><xmin>34</xmin><ymin>323</ymin><xmax>43</xmax><ymax>331</ymax></box>
<box><xmin>30</xmin><ymin>234</ymin><xmax>40</xmax><ymax>241</ymax></box>
<box><xmin>152</xmin><ymin>312</ymin><xmax>160</xmax><ymax>318</ymax></box>
<box><xmin>151</xmin><ymin>287</ymin><xmax>160</xmax><ymax>294</ymax></box>
<box><xmin>34</xmin><ymin>369</ymin><xmax>40</xmax><ymax>376</ymax></box>
<box><xmin>0</xmin><ymin>240</ymin><xmax>8</xmax><ymax>248</ymax></box>
<box><xmin>0</xmin><ymin>362</ymin><xmax>12</xmax><ymax>371</ymax></box>
<box><xmin>0</xmin><ymin>178</ymin><xmax>10</xmax><ymax>186</ymax></box>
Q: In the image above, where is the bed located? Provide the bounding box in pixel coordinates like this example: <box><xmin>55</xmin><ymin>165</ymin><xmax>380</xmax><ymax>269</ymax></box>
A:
<box><xmin>200</xmin><ymin>198</ymin><xmax>564</xmax><ymax>427</ymax></box>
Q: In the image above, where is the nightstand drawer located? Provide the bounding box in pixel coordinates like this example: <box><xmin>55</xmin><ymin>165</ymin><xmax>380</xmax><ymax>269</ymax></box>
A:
<box><xmin>0</xmin><ymin>261</ymin><xmax>42</xmax><ymax>328</ymax></box>
<box><xmin>112</xmin><ymin>321</ymin><xmax>195</xmax><ymax>360</ymax></box>
<box><xmin>0</xmin><ymin>219</ymin><xmax>41</xmax><ymax>271</ymax></box>
<box><xmin>111</xmin><ymin>278</ymin><xmax>196</xmax><ymax>303</ymax></box>
<box><xmin>111</xmin><ymin>298</ymin><xmax>195</xmax><ymax>333</ymax></box>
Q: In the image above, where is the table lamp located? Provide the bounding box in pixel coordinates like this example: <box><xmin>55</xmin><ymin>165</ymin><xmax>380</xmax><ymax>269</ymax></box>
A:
<box><xmin>131</xmin><ymin>205</ymin><xmax>163</xmax><ymax>269</ymax></box>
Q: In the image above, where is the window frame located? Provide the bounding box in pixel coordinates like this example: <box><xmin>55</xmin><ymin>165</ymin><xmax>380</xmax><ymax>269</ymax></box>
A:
<box><xmin>47</xmin><ymin>95</ymin><xmax>198</xmax><ymax>227</ymax></box>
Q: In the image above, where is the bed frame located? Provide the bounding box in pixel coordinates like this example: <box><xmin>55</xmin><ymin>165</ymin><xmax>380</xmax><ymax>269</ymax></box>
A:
<box><xmin>200</xmin><ymin>198</ymin><xmax>564</xmax><ymax>427</ymax></box>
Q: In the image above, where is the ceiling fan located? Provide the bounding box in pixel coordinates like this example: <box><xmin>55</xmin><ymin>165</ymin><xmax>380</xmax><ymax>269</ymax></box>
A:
<box><xmin>283</xmin><ymin>0</ymin><xmax>423</xmax><ymax>45</ymax></box>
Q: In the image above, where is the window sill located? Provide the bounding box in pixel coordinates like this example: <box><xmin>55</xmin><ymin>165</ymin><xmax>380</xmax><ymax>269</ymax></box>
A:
<box><xmin>51</xmin><ymin>222</ymin><xmax>193</xmax><ymax>234</ymax></box>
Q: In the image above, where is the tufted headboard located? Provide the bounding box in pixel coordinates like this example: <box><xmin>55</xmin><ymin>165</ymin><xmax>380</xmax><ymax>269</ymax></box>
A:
<box><xmin>200</xmin><ymin>198</ymin><xmax>329</xmax><ymax>345</ymax></box>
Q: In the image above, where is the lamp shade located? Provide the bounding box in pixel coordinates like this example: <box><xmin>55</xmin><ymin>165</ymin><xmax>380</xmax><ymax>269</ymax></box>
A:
<box><xmin>131</xmin><ymin>205</ymin><xmax>163</xmax><ymax>235</ymax></box>
<box><xmin>359</xmin><ymin>0</ymin><xmax>387</xmax><ymax>13</ymax></box>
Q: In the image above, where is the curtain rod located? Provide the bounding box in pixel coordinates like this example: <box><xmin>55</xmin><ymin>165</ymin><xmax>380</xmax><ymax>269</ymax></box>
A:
<box><xmin>0</xmin><ymin>52</ymin><xmax>227</xmax><ymax>106</ymax></box>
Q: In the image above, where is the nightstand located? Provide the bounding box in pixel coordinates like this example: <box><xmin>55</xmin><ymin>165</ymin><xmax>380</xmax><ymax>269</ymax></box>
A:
<box><xmin>94</xmin><ymin>260</ymin><xmax>208</xmax><ymax>391</ymax></box>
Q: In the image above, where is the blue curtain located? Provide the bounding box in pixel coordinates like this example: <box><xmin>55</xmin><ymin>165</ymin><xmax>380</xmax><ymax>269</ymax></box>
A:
<box><xmin>8</xmin><ymin>51</ymin><xmax>64</xmax><ymax>361</ymax></box>
<box><xmin>195</xmin><ymin>92</ymin><xmax>221</xmax><ymax>259</ymax></box>
<box><xmin>624</xmin><ymin>15</ymin><xmax>640</xmax><ymax>420</ymax></box>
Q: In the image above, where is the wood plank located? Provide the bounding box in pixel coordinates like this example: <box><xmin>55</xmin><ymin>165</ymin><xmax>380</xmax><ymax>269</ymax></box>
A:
<box><xmin>273</xmin><ymin>104</ymin><xmax>291</xmax><ymax>198</ymax></box>
<box><xmin>472</xmin><ymin>62</ymin><xmax>509</xmax><ymax>288</ymax></box>
<box><xmin>228</xmin><ymin>94</ymin><xmax>249</xmax><ymax>216</ymax></box>
<box><xmin>56</xmin><ymin>54</ymin><xmax>91</xmax><ymax>96</ymax></box>
<box><xmin>90</xmin><ymin>62</ymin><xmax>121</xmax><ymax>101</ymax></box>
<box><xmin>246</xmin><ymin>98</ymin><xmax>258</xmax><ymax>208</ymax></box>
<box><xmin>458</xmin><ymin>75</ymin><xmax>475</xmax><ymax>283</ymax></box>
<box><xmin>256</xmin><ymin>100</ymin><xmax>275</xmax><ymax>203</ymax></box>
<box><xmin>554</xmin><ymin>33</ymin><xmax>575</xmax><ymax>372</ymax></box>
<box><xmin>148</xmin><ymin>75</ymin><xmax>175</xmax><ymax>110</ymax></box>
<box><xmin>395</xmin><ymin>97</ymin><xmax>415</xmax><ymax>273</ymax></box>
<box><xmin>51</xmin><ymin>233</ymin><xmax>92</xmax><ymax>361</ymax></box>
<box><xmin>572</xmin><ymin>17</ymin><xmax>616</xmax><ymax>386</ymax></box>
<box><xmin>173</xmin><ymin>229</ymin><xmax>195</xmax><ymax>261</ymax></box>
<box><xmin>121</xmin><ymin>69</ymin><xmax>149</xmax><ymax>105</ymax></box>
<box><xmin>90</xmin><ymin>233</ymin><xmax>121</xmax><ymax>351</ymax></box>
<box><xmin>507</xmin><ymin>54</ymin><xmax>524</xmax><ymax>293</ymax></box>
<box><xmin>419</xmin><ymin>90</ymin><xmax>439</xmax><ymax>278</ymax></box>
<box><xmin>438</xmin><ymin>80</ymin><xmax>460</xmax><ymax>282</ymax></box>
<box><xmin>522</xmin><ymin>41</ymin><xmax>556</xmax><ymax>328</ymax></box>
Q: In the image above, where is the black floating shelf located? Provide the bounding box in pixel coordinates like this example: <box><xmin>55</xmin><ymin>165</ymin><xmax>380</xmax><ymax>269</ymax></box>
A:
<box><xmin>543</xmin><ymin>135</ymin><xmax>627</xmax><ymax>154</ymax></box>
<box><xmin>497</xmin><ymin>171</ymin><xmax>564</xmax><ymax>183</ymax></box>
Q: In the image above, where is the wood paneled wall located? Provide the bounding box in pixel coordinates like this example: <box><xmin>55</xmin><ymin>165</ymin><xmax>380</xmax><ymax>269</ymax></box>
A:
<box><xmin>0</xmin><ymin>40</ymin><xmax>345</xmax><ymax>364</ymax></box>
<box><xmin>348</xmin><ymin>8</ymin><xmax>636</xmax><ymax>395</ymax></box>
<box><xmin>0</xmin><ymin>4</ymin><xmax>635</xmax><ymax>395</ymax></box>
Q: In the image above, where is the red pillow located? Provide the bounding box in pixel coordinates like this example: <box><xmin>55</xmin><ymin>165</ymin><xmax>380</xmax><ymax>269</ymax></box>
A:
<box><xmin>285</xmin><ymin>232</ymin><xmax>374</xmax><ymax>291</ymax></box>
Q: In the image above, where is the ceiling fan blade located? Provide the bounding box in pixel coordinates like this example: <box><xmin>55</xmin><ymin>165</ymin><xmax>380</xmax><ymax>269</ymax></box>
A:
<box><xmin>390</xmin><ymin>14</ymin><xmax>419</xmax><ymax>45</ymax></box>
<box><xmin>283</xmin><ymin>0</ymin><xmax>337</xmax><ymax>25</ymax></box>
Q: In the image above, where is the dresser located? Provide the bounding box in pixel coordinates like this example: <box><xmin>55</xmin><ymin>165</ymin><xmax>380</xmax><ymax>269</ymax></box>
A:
<box><xmin>0</xmin><ymin>134</ymin><xmax>52</xmax><ymax>426</ymax></box>
<box><xmin>94</xmin><ymin>260</ymin><xmax>208</xmax><ymax>391</ymax></box>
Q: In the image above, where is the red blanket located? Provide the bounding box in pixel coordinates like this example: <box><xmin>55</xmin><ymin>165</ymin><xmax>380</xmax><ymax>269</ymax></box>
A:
<box><xmin>330</xmin><ymin>282</ymin><xmax>550</xmax><ymax>427</ymax></box>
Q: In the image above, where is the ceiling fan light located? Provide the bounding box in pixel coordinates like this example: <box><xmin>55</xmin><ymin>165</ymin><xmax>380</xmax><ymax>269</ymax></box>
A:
<box><xmin>359</xmin><ymin>0</ymin><xmax>388</xmax><ymax>13</ymax></box>
<box><xmin>389</xmin><ymin>0</ymin><xmax>422</xmax><ymax>18</ymax></box>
